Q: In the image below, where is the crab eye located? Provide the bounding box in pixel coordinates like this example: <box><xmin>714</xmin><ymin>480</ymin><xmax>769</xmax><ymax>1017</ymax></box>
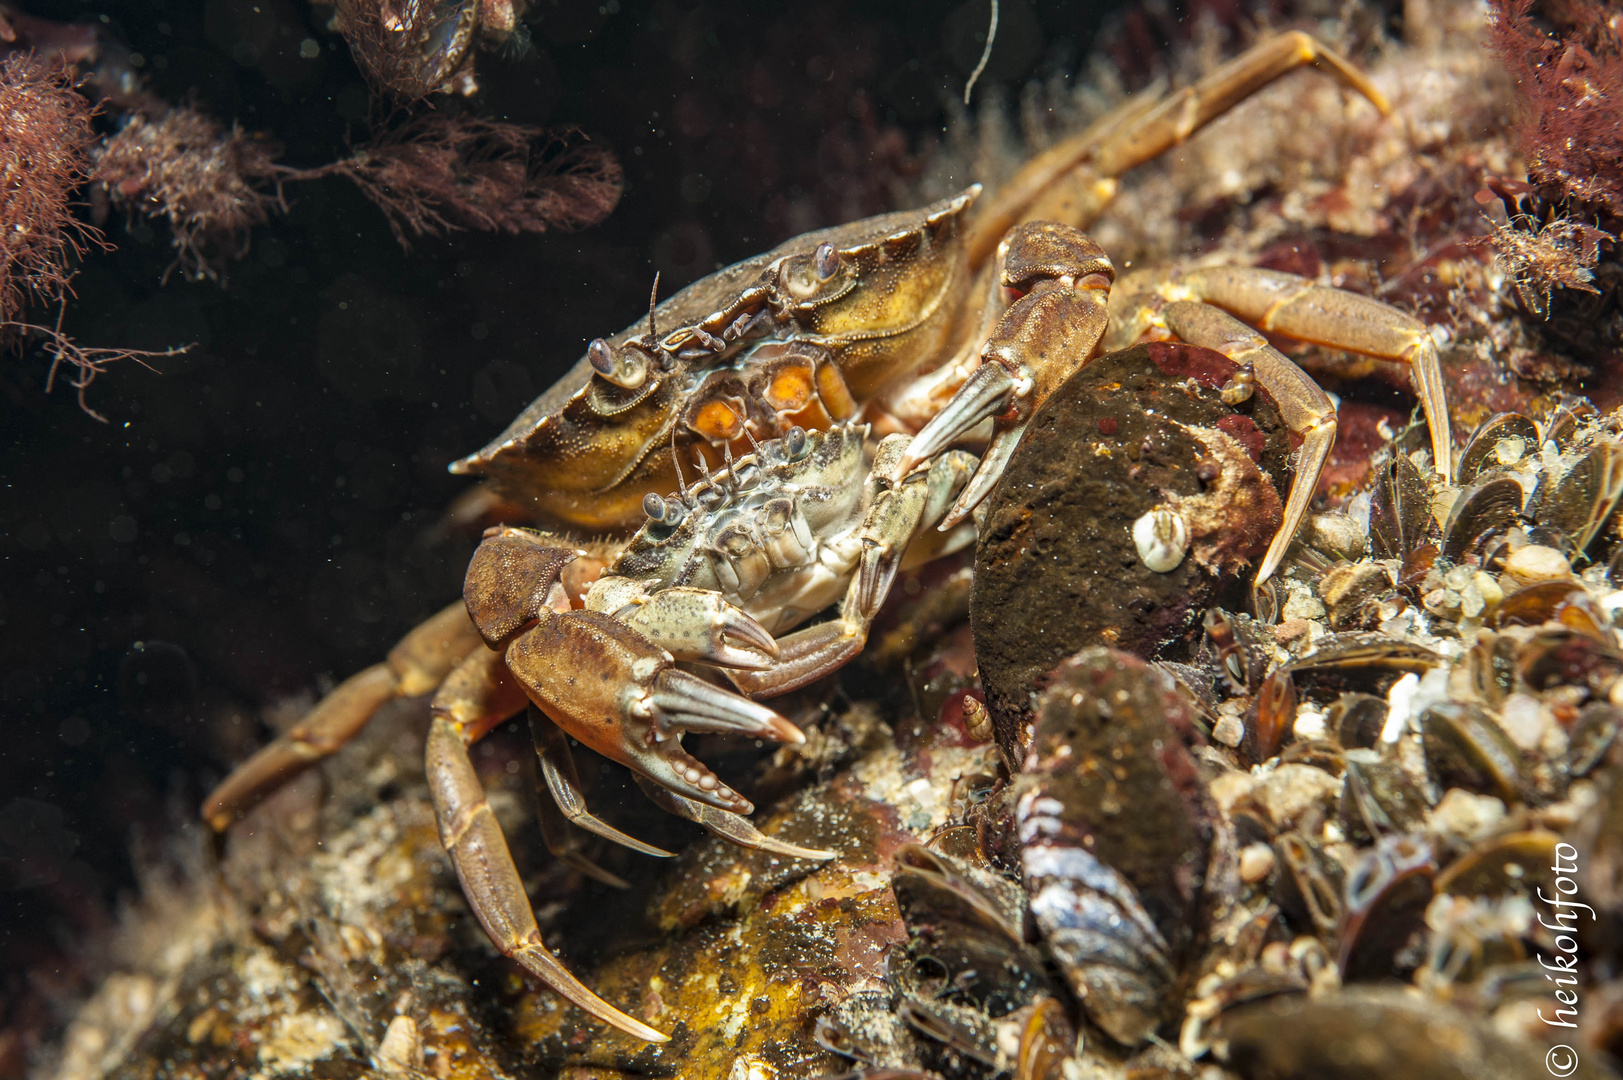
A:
<box><xmin>587</xmin><ymin>337</ymin><xmax>649</xmax><ymax>390</ymax></box>
<box><xmin>643</xmin><ymin>492</ymin><xmax>667</xmax><ymax>521</ymax></box>
<box><xmin>785</xmin><ymin>426</ymin><xmax>808</xmax><ymax>458</ymax></box>
<box><xmin>814</xmin><ymin>242</ymin><xmax>841</xmax><ymax>280</ymax></box>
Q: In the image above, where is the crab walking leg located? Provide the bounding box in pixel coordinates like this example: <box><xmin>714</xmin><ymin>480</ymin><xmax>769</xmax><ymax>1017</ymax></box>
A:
<box><xmin>633</xmin><ymin>776</ymin><xmax>836</xmax><ymax>861</ymax></box>
<box><xmin>1130</xmin><ymin>297</ymin><xmax>1338</xmax><ymax>592</ymax></box>
<box><xmin>965</xmin><ymin>32</ymin><xmax>1391</xmax><ymax>269</ymax></box>
<box><xmin>1163</xmin><ymin>266</ymin><xmax>1453</xmax><ymax>482</ymax></box>
<box><xmin>732</xmin><ymin>438</ymin><xmax>978</xmax><ymax>697</ymax></box>
<box><xmin>528</xmin><ymin>707</ymin><xmax>676</xmax><ymax>865</ymax></box>
<box><xmin>202</xmin><ymin>601</ymin><xmax>484</xmax><ymax>830</ymax></box>
<box><xmin>895</xmin><ymin>222</ymin><xmax>1114</xmax><ymax>525</ymax></box>
<box><xmin>424</xmin><ymin>715</ymin><xmax>669</xmax><ymax>1043</ymax></box>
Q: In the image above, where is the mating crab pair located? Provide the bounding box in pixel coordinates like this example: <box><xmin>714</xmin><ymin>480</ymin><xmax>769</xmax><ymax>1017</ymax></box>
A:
<box><xmin>203</xmin><ymin>32</ymin><xmax>1454</xmax><ymax>1042</ymax></box>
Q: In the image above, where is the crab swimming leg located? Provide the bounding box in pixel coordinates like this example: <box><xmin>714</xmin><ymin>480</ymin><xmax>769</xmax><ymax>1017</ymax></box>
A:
<box><xmin>1108</xmin><ymin>291</ymin><xmax>1338</xmax><ymax>596</ymax></box>
<box><xmin>893</xmin><ymin>221</ymin><xmax>1114</xmax><ymax>523</ymax></box>
<box><xmin>430</xmin><ymin>641</ymin><xmax>670</xmax><ymax>887</ymax></box>
<box><xmin>202</xmin><ymin>600</ymin><xmax>484</xmax><ymax>831</ymax></box>
<box><xmin>731</xmin><ymin>436</ymin><xmax>979</xmax><ymax>698</ymax></box>
<box><xmin>527</xmin><ymin>706</ymin><xmax>677</xmax><ymax>878</ymax></box>
<box><xmin>1112</xmin><ymin>266</ymin><xmax>1453</xmax><ymax>483</ymax></box>
<box><xmin>963</xmin><ymin>31</ymin><xmax>1392</xmax><ymax>269</ymax></box>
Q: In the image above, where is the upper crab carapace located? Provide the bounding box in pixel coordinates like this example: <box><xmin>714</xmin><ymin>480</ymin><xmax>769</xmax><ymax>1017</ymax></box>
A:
<box><xmin>450</xmin><ymin>30</ymin><xmax>1452</xmax><ymax>558</ymax></box>
<box><xmin>203</xmin><ymin>31</ymin><xmax>1457</xmax><ymax>1045</ymax></box>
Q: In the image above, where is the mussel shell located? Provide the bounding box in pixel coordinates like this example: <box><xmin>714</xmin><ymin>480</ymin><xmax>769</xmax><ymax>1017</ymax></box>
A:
<box><xmin>897</xmin><ymin>997</ymin><xmax>1000</xmax><ymax>1068</ymax></box>
<box><xmin>1540</xmin><ymin>400</ymin><xmax>1593</xmax><ymax>449</ymax></box>
<box><xmin>1457</xmin><ymin>630</ymin><xmax>1518</xmax><ymax>706</ymax></box>
<box><xmin>1243</xmin><ymin>668</ymin><xmax>1298</xmax><ymax>764</ymax></box>
<box><xmin>1202</xmin><ymin>608</ymin><xmax>1271</xmax><ymax>696</ymax></box>
<box><xmin>1565</xmin><ymin>702</ymin><xmax>1623</xmax><ymax>777</ymax></box>
<box><xmin>1439</xmin><ymin>477</ymin><xmax>1523</xmax><ymax>564</ymax></box>
<box><xmin>1432</xmin><ymin>829</ymin><xmax>1560</xmax><ymax>900</ymax></box>
<box><xmin>1368</xmin><ymin>450</ymin><xmax>1434</xmax><ymax>560</ymax></box>
<box><xmin>1527</xmin><ymin>437</ymin><xmax>1623</xmax><ymax>556</ymax></box>
<box><xmin>1016</xmin><ymin>649</ymin><xmax>1212</xmax><ymax>1044</ymax></box>
<box><xmin>1009</xmin><ymin>997</ymin><xmax>1075</xmax><ymax>1080</ymax></box>
<box><xmin>1420</xmin><ymin>702</ymin><xmax>1527</xmax><ymax>803</ymax></box>
<box><xmin>1337</xmin><ymin>835</ymin><xmax>1436</xmax><ymax>982</ymax></box>
<box><xmin>1219</xmin><ymin>987</ymin><xmax>1565</xmax><ymax>1080</ymax></box>
<box><xmin>1456</xmin><ymin>412</ymin><xmax>1538</xmax><ymax>484</ymax></box>
<box><xmin>891</xmin><ymin>845</ymin><xmax>1054</xmax><ymax>1015</ymax></box>
<box><xmin>1516</xmin><ymin>629</ymin><xmax>1623</xmax><ymax>698</ymax></box>
<box><xmin>1272</xmin><ymin>831</ymin><xmax>1344</xmax><ymax>936</ymax></box>
<box><xmin>1328</xmin><ymin>693</ymin><xmax>1389</xmax><ymax>749</ymax></box>
<box><xmin>1485</xmin><ymin>580</ymin><xmax>1586</xmax><ymax>628</ymax></box>
<box><xmin>1286</xmin><ymin>634</ymin><xmax>1442</xmax><ymax>702</ymax></box>
<box><xmin>1339</xmin><ymin>753</ymin><xmax>1431</xmax><ymax>844</ymax></box>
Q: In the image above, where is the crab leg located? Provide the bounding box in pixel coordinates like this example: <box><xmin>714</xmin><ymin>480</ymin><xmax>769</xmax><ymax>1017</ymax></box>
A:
<box><xmin>965</xmin><ymin>31</ymin><xmax>1391</xmax><ymax>269</ymax></box>
<box><xmin>425</xmin><ymin>713</ymin><xmax>669</xmax><ymax>1043</ymax></box>
<box><xmin>202</xmin><ymin>601</ymin><xmax>483</xmax><ymax>831</ymax></box>
<box><xmin>894</xmin><ymin>222</ymin><xmax>1114</xmax><ymax>525</ymax></box>
<box><xmin>528</xmin><ymin>707</ymin><xmax>675</xmax><ymax>867</ymax></box>
<box><xmin>633</xmin><ymin>776</ymin><xmax>835</xmax><ymax>861</ymax></box>
<box><xmin>464</xmin><ymin>529</ymin><xmax>805</xmax><ymax>816</ymax></box>
<box><xmin>431</xmin><ymin>650</ymin><xmax>648</xmax><ymax>886</ymax></box>
<box><xmin>1115</xmin><ymin>294</ymin><xmax>1339</xmax><ymax>593</ymax></box>
<box><xmin>732</xmin><ymin>438</ymin><xmax>978</xmax><ymax>697</ymax></box>
<box><xmin>1138</xmin><ymin>266</ymin><xmax>1453</xmax><ymax>482</ymax></box>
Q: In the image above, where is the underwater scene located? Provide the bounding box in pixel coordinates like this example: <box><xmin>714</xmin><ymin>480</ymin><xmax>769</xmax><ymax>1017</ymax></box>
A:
<box><xmin>3</xmin><ymin>0</ymin><xmax>1623</xmax><ymax>1076</ymax></box>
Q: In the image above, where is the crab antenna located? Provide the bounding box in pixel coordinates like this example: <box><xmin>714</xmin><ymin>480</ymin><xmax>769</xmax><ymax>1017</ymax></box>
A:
<box><xmin>647</xmin><ymin>272</ymin><xmax>661</xmax><ymax>341</ymax></box>
<box><xmin>670</xmin><ymin>426</ymin><xmax>689</xmax><ymax>500</ymax></box>
<box><xmin>741</xmin><ymin>425</ymin><xmax>763</xmax><ymax>456</ymax></box>
<box><xmin>721</xmin><ymin>441</ymin><xmax>737</xmax><ymax>493</ymax></box>
<box><xmin>963</xmin><ymin>0</ymin><xmax>999</xmax><ymax>105</ymax></box>
<box><xmin>693</xmin><ymin>447</ymin><xmax>714</xmax><ymax>484</ymax></box>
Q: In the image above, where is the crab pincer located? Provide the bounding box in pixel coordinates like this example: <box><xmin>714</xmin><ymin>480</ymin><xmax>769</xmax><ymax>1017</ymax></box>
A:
<box><xmin>497</xmin><ymin>603</ymin><xmax>801</xmax><ymax>812</ymax></box>
<box><xmin>896</xmin><ymin>222</ymin><xmax>1116</xmax><ymax>525</ymax></box>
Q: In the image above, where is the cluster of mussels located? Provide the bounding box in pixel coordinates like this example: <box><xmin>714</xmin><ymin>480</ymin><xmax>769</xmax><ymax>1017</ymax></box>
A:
<box><xmin>811</xmin><ymin>401</ymin><xmax>1623</xmax><ymax>1080</ymax></box>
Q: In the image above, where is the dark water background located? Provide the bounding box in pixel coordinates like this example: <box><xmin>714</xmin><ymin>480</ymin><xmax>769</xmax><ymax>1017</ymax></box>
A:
<box><xmin>0</xmin><ymin>0</ymin><xmax>1398</xmax><ymax>1051</ymax></box>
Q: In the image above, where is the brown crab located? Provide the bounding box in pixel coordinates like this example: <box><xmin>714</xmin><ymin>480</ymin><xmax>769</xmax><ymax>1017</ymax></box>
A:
<box><xmin>202</xmin><ymin>31</ymin><xmax>1456</xmax><ymax>1044</ymax></box>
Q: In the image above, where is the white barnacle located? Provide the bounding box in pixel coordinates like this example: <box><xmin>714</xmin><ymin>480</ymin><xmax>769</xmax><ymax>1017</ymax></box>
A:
<box><xmin>1132</xmin><ymin>506</ymin><xmax>1189</xmax><ymax>573</ymax></box>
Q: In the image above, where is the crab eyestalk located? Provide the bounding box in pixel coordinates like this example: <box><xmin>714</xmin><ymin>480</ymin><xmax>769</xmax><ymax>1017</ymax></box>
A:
<box><xmin>588</xmin><ymin>336</ymin><xmax>650</xmax><ymax>389</ymax></box>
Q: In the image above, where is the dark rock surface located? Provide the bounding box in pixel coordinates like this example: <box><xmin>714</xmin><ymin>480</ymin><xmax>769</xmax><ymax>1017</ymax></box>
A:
<box><xmin>972</xmin><ymin>342</ymin><xmax>1289</xmax><ymax>765</ymax></box>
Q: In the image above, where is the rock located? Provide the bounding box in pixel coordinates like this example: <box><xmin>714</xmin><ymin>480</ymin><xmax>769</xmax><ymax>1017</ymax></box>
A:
<box><xmin>973</xmin><ymin>342</ymin><xmax>1289</xmax><ymax>765</ymax></box>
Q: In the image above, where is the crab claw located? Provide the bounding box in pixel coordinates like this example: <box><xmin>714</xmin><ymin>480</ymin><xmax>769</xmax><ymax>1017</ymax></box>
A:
<box><xmin>618</xmin><ymin>586</ymin><xmax>779</xmax><ymax>670</ymax></box>
<box><xmin>898</xmin><ymin>361</ymin><xmax>1023</xmax><ymax>476</ymax></box>
<box><xmin>505</xmin><ymin>610</ymin><xmax>802</xmax><ymax>815</ymax></box>
<box><xmin>896</xmin><ymin>359</ymin><xmax>1031</xmax><ymax>529</ymax></box>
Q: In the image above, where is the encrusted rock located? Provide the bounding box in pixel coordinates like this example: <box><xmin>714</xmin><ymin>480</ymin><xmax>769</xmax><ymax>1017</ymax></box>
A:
<box><xmin>973</xmin><ymin>342</ymin><xmax>1287</xmax><ymax>765</ymax></box>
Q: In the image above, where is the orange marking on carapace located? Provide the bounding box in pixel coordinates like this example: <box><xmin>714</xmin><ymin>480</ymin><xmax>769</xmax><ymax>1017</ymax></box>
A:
<box><xmin>690</xmin><ymin>399</ymin><xmax>744</xmax><ymax>441</ymax></box>
<box><xmin>815</xmin><ymin>362</ymin><xmax>858</xmax><ymax>420</ymax></box>
<box><xmin>765</xmin><ymin>366</ymin><xmax>814</xmax><ymax>413</ymax></box>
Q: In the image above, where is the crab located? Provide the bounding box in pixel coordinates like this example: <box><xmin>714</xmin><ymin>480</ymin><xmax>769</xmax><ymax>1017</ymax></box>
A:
<box><xmin>202</xmin><ymin>30</ymin><xmax>1457</xmax><ymax>1044</ymax></box>
<box><xmin>209</xmin><ymin>422</ymin><xmax>978</xmax><ymax>1040</ymax></box>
